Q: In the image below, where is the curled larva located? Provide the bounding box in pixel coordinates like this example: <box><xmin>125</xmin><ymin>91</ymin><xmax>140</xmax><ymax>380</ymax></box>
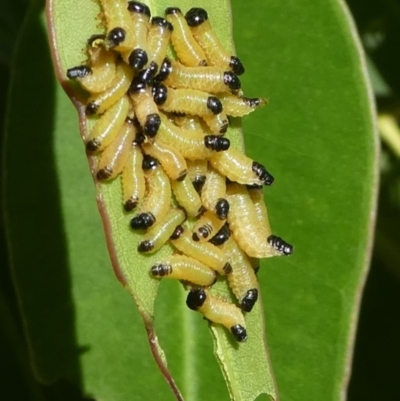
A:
<box><xmin>142</xmin><ymin>138</ymin><xmax>188</xmax><ymax>181</ymax></box>
<box><xmin>186</xmin><ymin>159</ymin><xmax>207</xmax><ymax>192</ymax></box>
<box><xmin>157</xmin><ymin>114</ymin><xmax>230</xmax><ymax>160</ymax></box>
<box><xmin>129</xmin><ymin>78</ymin><xmax>161</xmax><ymax>138</ymax></box>
<box><xmin>192</xmin><ymin>210</ymin><xmax>226</xmax><ymax>242</ymax></box>
<box><xmin>122</xmin><ymin>1</ymin><xmax>151</xmax><ymax>69</ymax></box>
<box><xmin>170</xmin><ymin>225</ymin><xmax>231</xmax><ymax>275</ymax></box>
<box><xmin>122</xmin><ymin>142</ymin><xmax>145</xmax><ymax>211</ymax></box>
<box><xmin>163</xmin><ymin>60</ymin><xmax>241</xmax><ymax>93</ymax></box>
<box><xmin>209</xmin><ymin>147</ymin><xmax>274</xmax><ymax>186</ymax></box>
<box><xmin>153</xmin><ymin>83</ymin><xmax>223</xmax><ymax>117</ymax></box>
<box><xmin>185</xmin><ymin>8</ymin><xmax>244</xmax><ymax>75</ymax></box>
<box><xmin>151</xmin><ymin>255</ymin><xmax>216</xmax><ymax>286</ymax></box>
<box><xmin>171</xmin><ymin>175</ymin><xmax>203</xmax><ymax>217</ymax></box>
<box><xmin>220</xmin><ymin>237</ymin><xmax>259</xmax><ymax>312</ymax></box>
<box><xmin>186</xmin><ymin>289</ymin><xmax>247</xmax><ymax>342</ymax></box>
<box><xmin>96</xmin><ymin>117</ymin><xmax>136</xmax><ymax>180</ymax></box>
<box><xmin>85</xmin><ymin>62</ymin><xmax>134</xmax><ymax>115</ymax></box>
<box><xmin>130</xmin><ymin>156</ymin><xmax>171</xmax><ymax>229</ymax></box>
<box><xmin>67</xmin><ymin>37</ymin><xmax>116</xmax><ymax>94</ymax></box>
<box><xmin>100</xmin><ymin>0</ymin><xmax>136</xmax><ymax>52</ymax></box>
<box><xmin>138</xmin><ymin>208</ymin><xmax>186</xmax><ymax>253</ymax></box>
<box><xmin>86</xmin><ymin>94</ymin><xmax>130</xmax><ymax>152</ymax></box>
<box><xmin>201</xmin><ymin>167</ymin><xmax>230</xmax><ymax>219</ymax></box>
<box><xmin>218</xmin><ymin>93</ymin><xmax>267</xmax><ymax>117</ymax></box>
<box><xmin>165</xmin><ymin>7</ymin><xmax>207</xmax><ymax>67</ymax></box>
<box><xmin>248</xmin><ymin>186</ymin><xmax>272</xmax><ymax>235</ymax></box>
<box><xmin>172</xmin><ymin>114</ymin><xmax>203</xmax><ymax>131</ymax></box>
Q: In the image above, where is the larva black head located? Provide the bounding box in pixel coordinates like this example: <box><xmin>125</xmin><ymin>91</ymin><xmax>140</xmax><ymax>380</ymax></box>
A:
<box><xmin>267</xmin><ymin>235</ymin><xmax>294</xmax><ymax>255</ymax></box>
<box><xmin>124</xmin><ymin>198</ymin><xmax>138</xmax><ymax>212</ymax></box>
<box><xmin>223</xmin><ymin>71</ymin><xmax>241</xmax><ymax>91</ymax></box>
<box><xmin>130</xmin><ymin>213</ymin><xmax>156</xmax><ymax>230</ymax></box>
<box><xmin>204</xmin><ymin>136</ymin><xmax>230</xmax><ymax>152</ymax></box>
<box><xmin>215</xmin><ymin>198</ymin><xmax>230</xmax><ymax>220</ymax></box>
<box><xmin>151</xmin><ymin>17</ymin><xmax>173</xmax><ymax>31</ymax></box>
<box><xmin>241</xmin><ymin>289</ymin><xmax>258</xmax><ymax>312</ymax></box>
<box><xmin>165</xmin><ymin>7</ymin><xmax>181</xmax><ymax>15</ymax></box>
<box><xmin>229</xmin><ymin>56</ymin><xmax>245</xmax><ymax>76</ymax></box>
<box><xmin>137</xmin><ymin>62</ymin><xmax>157</xmax><ymax>85</ymax></box>
<box><xmin>85</xmin><ymin>139</ymin><xmax>100</xmax><ymax>152</ymax></box>
<box><xmin>186</xmin><ymin>289</ymin><xmax>207</xmax><ymax>310</ymax></box>
<box><xmin>87</xmin><ymin>34</ymin><xmax>106</xmax><ymax>46</ymax></box>
<box><xmin>128</xmin><ymin>1</ymin><xmax>151</xmax><ymax>17</ymax></box>
<box><xmin>85</xmin><ymin>102</ymin><xmax>99</xmax><ymax>116</ymax></box>
<box><xmin>129</xmin><ymin>48</ymin><xmax>148</xmax><ymax>70</ymax></box>
<box><xmin>185</xmin><ymin>8</ymin><xmax>208</xmax><ymax>27</ymax></box>
<box><xmin>252</xmin><ymin>162</ymin><xmax>274</xmax><ymax>185</ymax></box>
<box><xmin>152</xmin><ymin>82</ymin><xmax>168</xmax><ymax>105</ymax></box>
<box><xmin>142</xmin><ymin>155</ymin><xmax>158</xmax><ymax>170</ymax></box>
<box><xmin>96</xmin><ymin>167</ymin><xmax>113</xmax><ymax>181</ymax></box>
<box><xmin>66</xmin><ymin>65</ymin><xmax>91</xmax><ymax>79</ymax></box>
<box><xmin>154</xmin><ymin>58</ymin><xmax>172</xmax><ymax>82</ymax></box>
<box><xmin>231</xmin><ymin>324</ymin><xmax>247</xmax><ymax>342</ymax></box>
<box><xmin>138</xmin><ymin>239</ymin><xmax>154</xmax><ymax>253</ymax></box>
<box><xmin>207</xmin><ymin>96</ymin><xmax>223</xmax><ymax>115</ymax></box>
<box><xmin>193</xmin><ymin>175</ymin><xmax>206</xmax><ymax>193</ymax></box>
<box><xmin>151</xmin><ymin>263</ymin><xmax>171</xmax><ymax>277</ymax></box>
<box><xmin>209</xmin><ymin>223</ymin><xmax>231</xmax><ymax>246</ymax></box>
<box><xmin>107</xmin><ymin>27</ymin><xmax>126</xmax><ymax>48</ymax></box>
<box><xmin>144</xmin><ymin>113</ymin><xmax>161</xmax><ymax>137</ymax></box>
<box><xmin>134</xmin><ymin>129</ymin><xmax>146</xmax><ymax>145</ymax></box>
<box><xmin>129</xmin><ymin>76</ymin><xmax>146</xmax><ymax>93</ymax></box>
<box><xmin>170</xmin><ymin>225</ymin><xmax>184</xmax><ymax>240</ymax></box>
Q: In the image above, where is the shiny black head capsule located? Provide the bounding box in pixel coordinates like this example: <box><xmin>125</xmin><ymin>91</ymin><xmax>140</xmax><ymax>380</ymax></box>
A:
<box><xmin>130</xmin><ymin>212</ymin><xmax>156</xmax><ymax>229</ymax></box>
<box><xmin>192</xmin><ymin>175</ymin><xmax>206</xmax><ymax>193</ymax></box>
<box><xmin>229</xmin><ymin>56</ymin><xmax>245</xmax><ymax>76</ymax></box>
<box><xmin>252</xmin><ymin>162</ymin><xmax>274</xmax><ymax>185</ymax></box>
<box><xmin>170</xmin><ymin>225</ymin><xmax>184</xmax><ymax>240</ymax></box>
<box><xmin>209</xmin><ymin>223</ymin><xmax>231</xmax><ymax>246</ymax></box>
<box><xmin>124</xmin><ymin>199</ymin><xmax>138</xmax><ymax>212</ymax></box>
<box><xmin>241</xmin><ymin>289</ymin><xmax>258</xmax><ymax>312</ymax></box>
<box><xmin>267</xmin><ymin>235</ymin><xmax>293</xmax><ymax>255</ymax></box>
<box><xmin>128</xmin><ymin>1</ymin><xmax>151</xmax><ymax>17</ymax></box>
<box><xmin>107</xmin><ymin>27</ymin><xmax>126</xmax><ymax>48</ymax></box>
<box><xmin>66</xmin><ymin>65</ymin><xmax>91</xmax><ymax>79</ymax></box>
<box><xmin>85</xmin><ymin>102</ymin><xmax>99</xmax><ymax>116</ymax></box>
<box><xmin>142</xmin><ymin>155</ymin><xmax>158</xmax><ymax>170</ymax></box>
<box><xmin>207</xmin><ymin>96</ymin><xmax>223</xmax><ymax>115</ymax></box>
<box><xmin>186</xmin><ymin>289</ymin><xmax>207</xmax><ymax>310</ymax></box>
<box><xmin>165</xmin><ymin>7</ymin><xmax>181</xmax><ymax>15</ymax></box>
<box><xmin>215</xmin><ymin>198</ymin><xmax>229</xmax><ymax>220</ymax></box>
<box><xmin>223</xmin><ymin>71</ymin><xmax>241</xmax><ymax>91</ymax></box>
<box><xmin>151</xmin><ymin>16</ymin><xmax>173</xmax><ymax>31</ymax></box>
<box><xmin>129</xmin><ymin>76</ymin><xmax>146</xmax><ymax>92</ymax></box>
<box><xmin>185</xmin><ymin>7</ymin><xmax>208</xmax><ymax>27</ymax></box>
<box><xmin>137</xmin><ymin>61</ymin><xmax>157</xmax><ymax>85</ymax></box>
<box><xmin>129</xmin><ymin>48</ymin><xmax>148</xmax><ymax>70</ymax></box>
<box><xmin>154</xmin><ymin>58</ymin><xmax>172</xmax><ymax>82</ymax></box>
<box><xmin>204</xmin><ymin>136</ymin><xmax>230</xmax><ymax>152</ymax></box>
<box><xmin>231</xmin><ymin>324</ymin><xmax>247</xmax><ymax>342</ymax></box>
<box><xmin>137</xmin><ymin>240</ymin><xmax>154</xmax><ymax>253</ymax></box>
<box><xmin>152</xmin><ymin>82</ymin><xmax>168</xmax><ymax>105</ymax></box>
<box><xmin>144</xmin><ymin>113</ymin><xmax>161</xmax><ymax>137</ymax></box>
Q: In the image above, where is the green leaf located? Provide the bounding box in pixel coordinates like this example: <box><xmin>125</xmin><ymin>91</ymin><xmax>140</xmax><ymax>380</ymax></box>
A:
<box><xmin>3</xmin><ymin>1</ymin><xmax>377</xmax><ymax>401</ymax></box>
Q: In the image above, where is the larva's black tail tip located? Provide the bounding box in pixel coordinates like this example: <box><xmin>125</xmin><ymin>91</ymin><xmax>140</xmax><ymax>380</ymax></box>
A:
<box><xmin>185</xmin><ymin>8</ymin><xmax>208</xmax><ymax>27</ymax></box>
<box><xmin>252</xmin><ymin>161</ymin><xmax>274</xmax><ymax>185</ymax></box>
<box><xmin>138</xmin><ymin>240</ymin><xmax>154</xmax><ymax>253</ymax></box>
<box><xmin>231</xmin><ymin>324</ymin><xmax>247</xmax><ymax>342</ymax></box>
<box><xmin>241</xmin><ymin>289</ymin><xmax>258</xmax><ymax>312</ymax></box>
<box><xmin>268</xmin><ymin>235</ymin><xmax>294</xmax><ymax>255</ymax></box>
<box><xmin>124</xmin><ymin>199</ymin><xmax>138</xmax><ymax>212</ymax></box>
<box><xmin>186</xmin><ymin>289</ymin><xmax>207</xmax><ymax>310</ymax></box>
<box><xmin>66</xmin><ymin>65</ymin><xmax>91</xmax><ymax>79</ymax></box>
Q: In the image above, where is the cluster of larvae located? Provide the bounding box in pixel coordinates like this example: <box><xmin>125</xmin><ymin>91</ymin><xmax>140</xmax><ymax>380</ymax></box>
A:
<box><xmin>67</xmin><ymin>1</ymin><xmax>293</xmax><ymax>343</ymax></box>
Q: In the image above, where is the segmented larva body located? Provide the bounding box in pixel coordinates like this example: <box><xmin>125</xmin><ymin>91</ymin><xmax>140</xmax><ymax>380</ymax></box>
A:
<box><xmin>86</xmin><ymin>94</ymin><xmax>130</xmax><ymax>152</ymax></box>
<box><xmin>218</xmin><ymin>93</ymin><xmax>267</xmax><ymax>117</ymax></box>
<box><xmin>165</xmin><ymin>7</ymin><xmax>207</xmax><ymax>67</ymax></box>
<box><xmin>220</xmin><ymin>237</ymin><xmax>259</xmax><ymax>312</ymax></box>
<box><xmin>185</xmin><ymin>8</ymin><xmax>245</xmax><ymax>76</ymax></box>
<box><xmin>192</xmin><ymin>210</ymin><xmax>226</xmax><ymax>242</ymax></box>
<box><xmin>138</xmin><ymin>208</ymin><xmax>186</xmax><ymax>253</ymax></box>
<box><xmin>186</xmin><ymin>159</ymin><xmax>207</xmax><ymax>191</ymax></box>
<box><xmin>151</xmin><ymin>255</ymin><xmax>216</xmax><ymax>286</ymax></box>
<box><xmin>201</xmin><ymin>167</ymin><xmax>229</xmax><ymax>219</ymax></box>
<box><xmin>202</xmin><ymin>111</ymin><xmax>229</xmax><ymax>135</ymax></box>
<box><xmin>209</xmin><ymin>147</ymin><xmax>274</xmax><ymax>187</ymax></box>
<box><xmin>85</xmin><ymin>63</ymin><xmax>134</xmax><ymax>115</ymax></box>
<box><xmin>248</xmin><ymin>187</ymin><xmax>272</xmax><ymax>235</ymax></box>
<box><xmin>173</xmin><ymin>114</ymin><xmax>203</xmax><ymax>131</ymax></box>
<box><xmin>122</xmin><ymin>143</ymin><xmax>145</xmax><ymax>211</ymax></box>
<box><xmin>170</xmin><ymin>226</ymin><xmax>232</xmax><ymax>275</ymax></box>
<box><xmin>171</xmin><ymin>175</ymin><xmax>203</xmax><ymax>217</ymax></box>
<box><xmin>186</xmin><ymin>289</ymin><xmax>247</xmax><ymax>342</ymax></box>
<box><xmin>142</xmin><ymin>138</ymin><xmax>187</xmax><ymax>181</ymax></box>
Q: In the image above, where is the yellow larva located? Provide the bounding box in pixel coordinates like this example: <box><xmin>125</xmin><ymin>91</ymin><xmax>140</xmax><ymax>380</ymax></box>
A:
<box><xmin>85</xmin><ymin>62</ymin><xmax>134</xmax><ymax>115</ymax></box>
<box><xmin>96</xmin><ymin>118</ymin><xmax>136</xmax><ymax>180</ymax></box>
<box><xmin>248</xmin><ymin>186</ymin><xmax>272</xmax><ymax>235</ymax></box>
<box><xmin>185</xmin><ymin>8</ymin><xmax>245</xmax><ymax>76</ymax></box>
<box><xmin>66</xmin><ymin>37</ymin><xmax>116</xmax><ymax>94</ymax></box>
<box><xmin>209</xmin><ymin>222</ymin><xmax>231</xmax><ymax>246</ymax></box>
<box><xmin>121</xmin><ymin>143</ymin><xmax>145</xmax><ymax>211</ymax></box>
<box><xmin>130</xmin><ymin>156</ymin><xmax>171</xmax><ymax>229</ymax></box>
<box><xmin>157</xmin><ymin>114</ymin><xmax>230</xmax><ymax>160</ymax></box>
<box><xmin>186</xmin><ymin>289</ymin><xmax>247</xmax><ymax>342</ymax></box>
<box><xmin>192</xmin><ymin>210</ymin><xmax>226</xmax><ymax>242</ymax></box>
<box><xmin>86</xmin><ymin>94</ymin><xmax>130</xmax><ymax>152</ymax></box>
<box><xmin>142</xmin><ymin>138</ymin><xmax>188</xmax><ymax>181</ymax></box>
<box><xmin>171</xmin><ymin>175</ymin><xmax>203</xmax><ymax>217</ymax></box>
<box><xmin>202</xmin><ymin>111</ymin><xmax>229</xmax><ymax>135</ymax></box>
<box><xmin>163</xmin><ymin>60</ymin><xmax>241</xmax><ymax>93</ymax></box>
<box><xmin>153</xmin><ymin>84</ymin><xmax>223</xmax><ymax>117</ymax></box>
<box><xmin>100</xmin><ymin>0</ymin><xmax>136</xmax><ymax>52</ymax></box>
<box><xmin>186</xmin><ymin>159</ymin><xmax>207</xmax><ymax>192</ymax></box>
<box><xmin>165</xmin><ymin>7</ymin><xmax>207</xmax><ymax>67</ymax></box>
<box><xmin>172</xmin><ymin>114</ymin><xmax>203</xmax><ymax>131</ymax></box>
<box><xmin>170</xmin><ymin>225</ymin><xmax>232</xmax><ymax>275</ymax></box>
<box><xmin>129</xmin><ymin>79</ymin><xmax>161</xmax><ymax>138</ymax></box>
<box><xmin>138</xmin><ymin>208</ymin><xmax>186</xmax><ymax>253</ymax></box>
<box><xmin>151</xmin><ymin>255</ymin><xmax>216</xmax><ymax>287</ymax></box>
<box><xmin>122</xmin><ymin>1</ymin><xmax>151</xmax><ymax>69</ymax></box>
<box><xmin>220</xmin><ymin>237</ymin><xmax>259</xmax><ymax>312</ymax></box>
<box><xmin>218</xmin><ymin>93</ymin><xmax>267</xmax><ymax>117</ymax></box>
<box><xmin>201</xmin><ymin>167</ymin><xmax>229</xmax><ymax>219</ymax></box>
<box><xmin>209</xmin><ymin>147</ymin><xmax>274</xmax><ymax>186</ymax></box>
